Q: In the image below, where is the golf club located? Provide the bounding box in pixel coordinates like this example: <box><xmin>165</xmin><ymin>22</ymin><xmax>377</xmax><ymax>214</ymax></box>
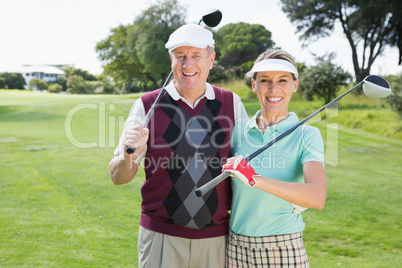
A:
<box><xmin>126</xmin><ymin>9</ymin><xmax>223</xmax><ymax>154</ymax></box>
<box><xmin>195</xmin><ymin>75</ymin><xmax>392</xmax><ymax>197</ymax></box>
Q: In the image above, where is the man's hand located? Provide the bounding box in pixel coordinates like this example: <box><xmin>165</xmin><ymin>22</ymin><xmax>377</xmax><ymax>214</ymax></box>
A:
<box><xmin>123</xmin><ymin>125</ymin><xmax>149</xmax><ymax>157</ymax></box>
<box><xmin>222</xmin><ymin>156</ymin><xmax>258</xmax><ymax>187</ymax></box>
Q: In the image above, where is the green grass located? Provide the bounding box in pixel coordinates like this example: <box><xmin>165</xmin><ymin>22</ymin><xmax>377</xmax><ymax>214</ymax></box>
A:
<box><xmin>0</xmin><ymin>91</ymin><xmax>142</xmax><ymax>267</ymax></box>
<box><xmin>0</xmin><ymin>89</ymin><xmax>401</xmax><ymax>267</ymax></box>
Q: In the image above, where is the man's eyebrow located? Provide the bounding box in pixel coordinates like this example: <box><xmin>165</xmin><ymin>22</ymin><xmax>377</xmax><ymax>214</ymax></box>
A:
<box><xmin>258</xmin><ymin>74</ymin><xmax>291</xmax><ymax>79</ymax></box>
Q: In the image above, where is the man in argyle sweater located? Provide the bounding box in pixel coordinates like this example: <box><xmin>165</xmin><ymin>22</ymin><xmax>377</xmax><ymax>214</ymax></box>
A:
<box><xmin>109</xmin><ymin>24</ymin><xmax>247</xmax><ymax>268</ymax></box>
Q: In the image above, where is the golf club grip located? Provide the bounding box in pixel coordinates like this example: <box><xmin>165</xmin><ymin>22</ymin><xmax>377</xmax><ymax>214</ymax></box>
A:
<box><xmin>124</xmin><ymin>104</ymin><xmax>159</xmax><ymax>155</ymax></box>
<box><xmin>195</xmin><ymin>171</ymin><xmax>231</xmax><ymax>197</ymax></box>
<box><xmin>126</xmin><ymin>146</ymin><xmax>135</xmax><ymax>154</ymax></box>
<box><xmin>125</xmin><ymin>104</ymin><xmax>159</xmax><ymax>154</ymax></box>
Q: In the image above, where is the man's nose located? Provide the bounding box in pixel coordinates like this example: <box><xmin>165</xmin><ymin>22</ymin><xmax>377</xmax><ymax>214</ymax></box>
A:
<box><xmin>182</xmin><ymin>57</ymin><xmax>193</xmax><ymax>68</ymax></box>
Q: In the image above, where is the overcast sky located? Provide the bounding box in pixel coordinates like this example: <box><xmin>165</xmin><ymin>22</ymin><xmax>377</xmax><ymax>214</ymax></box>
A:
<box><xmin>1</xmin><ymin>0</ymin><xmax>401</xmax><ymax>77</ymax></box>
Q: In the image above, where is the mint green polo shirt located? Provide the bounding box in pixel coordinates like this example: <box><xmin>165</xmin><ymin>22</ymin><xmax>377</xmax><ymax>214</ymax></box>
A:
<box><xmin>230</xmin><ymin>111</ymin><xmax>324</xmax><ymax>237</ymax></box>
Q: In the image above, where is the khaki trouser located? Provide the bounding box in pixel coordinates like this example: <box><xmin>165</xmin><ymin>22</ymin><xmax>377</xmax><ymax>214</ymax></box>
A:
<box><xmin>138</xmin><ymin>226</ymin><xmax>227</xmax><ymax>268</ymax></box>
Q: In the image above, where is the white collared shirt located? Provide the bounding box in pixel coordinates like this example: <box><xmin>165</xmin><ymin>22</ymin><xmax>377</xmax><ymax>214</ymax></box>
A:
<box><xmin>165</xmin><ymin>81</ymin><xmax>216</xmax><ymax>108</ymax></box>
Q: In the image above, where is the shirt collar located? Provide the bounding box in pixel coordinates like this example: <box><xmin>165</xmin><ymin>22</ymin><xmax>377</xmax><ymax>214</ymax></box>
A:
<box><xmin>247</xmin><ymin>111</ymin><xmax>299</xmax><ymax>134</ymax></box>
<box><xmin>165</xmin><ymin>81</ymin><xmax>215</xmax><ymax>104</ymax></box>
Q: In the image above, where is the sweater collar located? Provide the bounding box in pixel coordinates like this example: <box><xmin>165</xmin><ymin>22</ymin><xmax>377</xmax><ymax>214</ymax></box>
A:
<box><xmin>165</xmin><ymin>81</ymin><xmax>215</xmax><ymax>108</ymax></box>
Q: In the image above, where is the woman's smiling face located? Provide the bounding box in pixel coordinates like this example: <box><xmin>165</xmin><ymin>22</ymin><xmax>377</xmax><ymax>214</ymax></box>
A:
<box><xmin>252</xmin><ymin>70</ymin><xmax>299</xmax><ymax>119</ymax></box>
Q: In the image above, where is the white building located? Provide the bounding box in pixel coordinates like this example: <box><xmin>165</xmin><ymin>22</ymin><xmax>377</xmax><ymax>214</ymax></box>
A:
<box><xmin>21</xmin><ymin>64</ymin><xmax>72</xmax><ymax>89</ymax></box>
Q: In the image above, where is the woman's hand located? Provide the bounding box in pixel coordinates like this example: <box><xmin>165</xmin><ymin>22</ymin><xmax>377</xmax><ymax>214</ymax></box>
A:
<box><xmin>222</xmin><ymin>156</ymin><xmax>259</xmax><ymax>187</ymax></box>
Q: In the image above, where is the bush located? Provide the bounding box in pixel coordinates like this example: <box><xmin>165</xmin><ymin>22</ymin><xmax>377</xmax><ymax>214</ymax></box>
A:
<box><xmin>0</xmin><ymin>72</ymin><xmax>26</xmax><ymax>89</ymax></box>
<box><xmin>86</xmin><ymin>81</ymin><xmax>104</xmax><ymax>94</ymax></box>
<box><xmin>385</xmin><ymin>74</ymin><xmax>402</xmax><ymax>119</ymax></box>
<box><xmin>56</xmin><ymin>76</ymin><xmax>67</xmax><ymax>91</ymax></box>
<box><xmin>66</xmin><ymin>75</ymin><xmax>89</xmax><ymax>94</ymax></box>
<box><xmin>387</xmin><ymin>91</ymin><xmax>402</xmax><ymax>118</ymax></box>
<box><xmin>95</xmin><ymin>75</ymin><xmax>119</xmax><ymax>94</ymax></box>
<box><xmin>208</xmin><ymin>63</ymin><xmax>229</xmax><ymax>84</ymax></box>
<box><xmin>48</xmin><ymin>84</ymin><xmax>63</xmax><ymax>93</ymax></box>
<box><xmin>29</xmin><ymin>78</ymin><xmax>48</xmax><ymax>91</ymax></box>
<box><xmin>300</xmin><ymin>53</ymin><xmax>352</xmax><ymax>104</ymax></box>
<box><xmin>0</xmin><ymin>77</ymin><xmax>6</xmax><ymax>89</ymax></box>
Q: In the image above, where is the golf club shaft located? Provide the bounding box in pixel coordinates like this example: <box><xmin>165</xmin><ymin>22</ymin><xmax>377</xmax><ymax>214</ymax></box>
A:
<box><xmin>194</xmin><ymin>171</ymin><xmax>232</xmax><ymax>197</ymax></box>
<box><xmin>125</xmin><ymin>72</ymin><xmax>172</xmax><ymax>154</ymax></box>
<box><xmin>195</xmin><ymin>80</ymin><xmax>364</xmax><ymax>197</ymax></box>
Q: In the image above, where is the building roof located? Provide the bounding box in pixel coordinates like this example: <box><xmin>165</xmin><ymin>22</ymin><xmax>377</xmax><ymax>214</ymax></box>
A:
<box><xmin>22</xmin><ymin>65</ymin><xmax>65</xmax><ymax>75</ymax></box>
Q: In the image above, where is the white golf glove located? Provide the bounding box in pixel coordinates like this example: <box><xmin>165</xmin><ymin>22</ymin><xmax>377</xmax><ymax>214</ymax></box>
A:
<box><xmin>291</xmin><ymin>203</ymin><xmax>308</xmax><ymax>214</ymax></box>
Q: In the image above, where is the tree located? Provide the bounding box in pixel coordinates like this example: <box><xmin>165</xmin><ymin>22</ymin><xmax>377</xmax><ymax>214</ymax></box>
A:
<box><xmin>62</xmin><ymin>67</ymin><xmax>97</xmax><ymax>81</ymax></box>
<box><xmin>29</xmin><ymin>78</ymin><xmax>48</xmax><ymax>91</ymax></box>
<box><xmin>129</xmin><ymin>0</ymin><xmax>186</xmax><ymax>88</ymax></box>
<box><xmin>0</xmin><ymin>72</ymin><xmax>26</xmax><ymax>89</ymax></box>
<box><xmin>55</xmin><ymin>76</ymin><xmax>67</xmax><ymax>91</ymax></box>
<box><xmin>96</xmin><ymin>0</ymin><xmax>186</xmax><ymax>92</ymax></box>
<box><xmin>0</xmin><ymin>77</ymin><xmax>6</xmax><ymax>89</ymax></box>
<box><xmin>215</xmin><ymin>23</ymin><xmax>275</xmax><ymax>68</ymax></box>
<box><xmin>66</xmin><ymin>75</ymin><xmax>90</xmax><ymax>94</ymax></box>
<box><xmin>281</xmin><ymin>0</ymin><xmax>402</xmax><ymax>82</ymax></box>
<box><xmin>96</xmin><ymin>25</ymin><xmax>142</xmax><ymax>93</ymax></box>
<box><xmin>300</xmin><ymin>53</ymin><xmax>352</xmax><ymax>104</ymax></box>
<box><xmin>207</xmin><ymin>62</ymin><xmax>229</xmax><ymax>84</ymax></box>
<box><xmin>48</xmin><ymin>84</ymin><xmax>63</xmax><ymax>93</ymax></box>
<box><xmin>96</xmin><ymin>74</ymin><xmax>120</xmax><ymax>94</ymax></box>
<box><xmin>385</xmin><ymin>74</ymin><xmax>402</xmax><ymax>118</ymax></box>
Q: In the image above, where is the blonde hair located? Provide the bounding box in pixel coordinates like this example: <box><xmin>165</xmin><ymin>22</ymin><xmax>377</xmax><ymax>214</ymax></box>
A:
<box><xmin>253</xmin><ymin>49</ymin><xmax>298</xmax><ymax>80</ymax></box>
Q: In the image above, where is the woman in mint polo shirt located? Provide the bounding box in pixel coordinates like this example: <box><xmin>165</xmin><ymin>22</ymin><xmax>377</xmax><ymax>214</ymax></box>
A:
<box><xmin>222</xmin><ymin>49</ymin><xmax>327</xmax><ymax>267</ymax></box>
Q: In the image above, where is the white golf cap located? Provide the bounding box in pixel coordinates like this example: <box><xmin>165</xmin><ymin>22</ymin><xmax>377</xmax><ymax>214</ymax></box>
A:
<box><xmin>165</xmin><ymin>24</ymin><xmax>215</xmax><ymax>52</ymax></box>
<box><xmin>246</xmin><ymin>59</ymin><xmax>298</xmax><ymax>79</ymax></box>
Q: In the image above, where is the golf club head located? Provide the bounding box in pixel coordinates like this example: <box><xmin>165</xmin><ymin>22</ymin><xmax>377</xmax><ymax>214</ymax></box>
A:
<box><xmin>201</xmin><ymin>9</ymin><xmax>222</xmax><ymax>27</ymax></box>
<box><xmin>362</xmin><ymin>75</ymin><xmax>392</xmax><ymax>98</ymax></box>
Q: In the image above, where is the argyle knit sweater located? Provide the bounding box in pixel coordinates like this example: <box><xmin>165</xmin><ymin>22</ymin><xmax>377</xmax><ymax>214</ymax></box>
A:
<box><xmin>139</xmin><ymin>85</ymin><xmax>235</xmax><ymax>239</ymax></box>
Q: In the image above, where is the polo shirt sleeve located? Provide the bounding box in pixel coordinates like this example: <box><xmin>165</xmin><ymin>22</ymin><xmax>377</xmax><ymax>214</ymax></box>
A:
<box><xmin>232</xmin><ymin>92</ymin><xmax>248</xmax><ymax>123</ymax></box>
<box><xmin>300</xmin><ymin>125</ymin><xmax>324</xmax><ymax>165</ymax></box>
<box><xmin>114</xmin><ymin>98</ymin><xmax>147</xmax><ymax>163</ymax></box>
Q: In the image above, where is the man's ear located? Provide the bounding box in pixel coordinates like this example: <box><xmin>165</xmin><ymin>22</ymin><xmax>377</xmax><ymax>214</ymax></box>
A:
<box><xmin>209</xmin><ymin>52</ymin><xmax>216</xmax><ymax>70</ymax></box>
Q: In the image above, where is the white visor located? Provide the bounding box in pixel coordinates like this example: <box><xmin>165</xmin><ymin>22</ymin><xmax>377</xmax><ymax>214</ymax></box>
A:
<box><xmin>246</xmin><ymin>59</ymin><xmax>298</xmax><ymax>79</ymax></box>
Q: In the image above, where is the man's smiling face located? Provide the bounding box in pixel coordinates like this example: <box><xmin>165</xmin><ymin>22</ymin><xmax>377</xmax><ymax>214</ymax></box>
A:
<box><xmin>170</xmin><ymin>46</ymin><xmax>215</xmax><ymax>98</ymax></box>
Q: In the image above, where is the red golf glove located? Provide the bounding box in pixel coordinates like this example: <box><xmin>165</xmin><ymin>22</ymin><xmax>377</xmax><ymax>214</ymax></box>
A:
<box><xmin>222</xmin><ymin>156</ymin><xmax>258</xmax><ymax>187</ymax></box>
